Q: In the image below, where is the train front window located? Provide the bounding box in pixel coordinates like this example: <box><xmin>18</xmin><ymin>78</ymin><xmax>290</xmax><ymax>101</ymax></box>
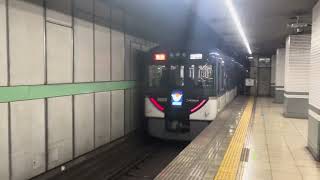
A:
<box><xmin>148</xmin><ymin>64</ymin><xmax>214</xmax><ymax>88</ymax></box>
<box><xmin>187</xmin><ymin>64</ymin><xmax>214</xmax><ymax>88</ymax></box>
<box><xmin>148</xmin><ymin>65</ymin><xmax>166</xmax><ymax>88</ymax></box>
<box><xmin>148</xmin><ymin>65</ymin><xmax>185</xmax><ymax>88</ymax></box>
<box><xmin>169</xmin><ymin>65</ymin><xmax>184</xmax><ymax>87</ymax></box>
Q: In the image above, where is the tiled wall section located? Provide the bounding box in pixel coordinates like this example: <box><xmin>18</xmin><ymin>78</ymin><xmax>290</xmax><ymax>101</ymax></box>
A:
<box><xmin>271</xmin><ymin>55</ymin><xmax>276</xmax><ymax>97</ymax></box>
<box><xmin>274</xmin><ymin>48</ymin><xmax>286</xmax><ymax>103</ymax></box>
<box><xmin>283</xmin><ymin>35</ymin><xmax>311</xmax><ymax>118</ymax></box>
<box><xmin>0</xmin><ymin>1</ymin><xmax>157</xmax><ymax>180</ymax></box>
<box><xmin>271</xmin><ymin>55</ymin><xmax>276</xmax><ymax>86</ymax></box>
<box><xmin>309</xmin><ymin>1</ymin><xmax>320</xmax><ymax>160</ymax></box>
<box><xmin>275</xmin><ymin>48</ymin><xmax>285</xmax><ymax>88</ymax></box>
<box><xmin>284</xmin><ymin>35</ymin><xmax>311</xmax><ymax>93</ymax></box>
<box><xmin>310</xmin><ymin>1</ymin><xmax>320</xmax><ymax>113</ymax></box>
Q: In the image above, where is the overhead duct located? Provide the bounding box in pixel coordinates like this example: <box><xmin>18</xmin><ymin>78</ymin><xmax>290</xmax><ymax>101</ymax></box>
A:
<box><xmin>287</xmin><ymin>16</ymin><xmax>312</xmax><ymax>34</ymax></box>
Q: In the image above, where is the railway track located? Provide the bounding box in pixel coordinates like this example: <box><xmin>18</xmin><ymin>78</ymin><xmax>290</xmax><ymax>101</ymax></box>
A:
<box><xmin>48</xmin><ymin>134</ymin><xmax>187</xmax><ymax>180</ymax></box>
<box><xmin>114</xmin><ymin>141</ymin><xmax>187</xmax><ymax>180</ymax></box>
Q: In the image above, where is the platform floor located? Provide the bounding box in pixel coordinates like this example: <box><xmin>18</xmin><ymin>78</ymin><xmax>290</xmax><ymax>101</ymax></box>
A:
<box><xmin>156</xmin><ymin>97</ymin><xmax>320</xmax><ymax>180</ymax></box>
<box><xmin>239</xmin><ymin>98</ymin><xmax>320</xmax><ymax>180</ymax></box>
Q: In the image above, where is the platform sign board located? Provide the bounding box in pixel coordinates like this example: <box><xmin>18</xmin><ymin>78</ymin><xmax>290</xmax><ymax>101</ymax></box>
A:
<box><xmin>245</xmin><ymin>78</ymin><xmax>255</xmax><ymax>87</ymax></box>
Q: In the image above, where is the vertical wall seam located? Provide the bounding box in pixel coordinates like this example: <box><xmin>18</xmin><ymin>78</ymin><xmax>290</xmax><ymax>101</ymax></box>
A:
<box><xmin>5</xmin><ymin>0</ymin><xmax>12</xmax><ymax>179</ymax></box>
<box><xmin>123</xmin><ymin>7</ymin><xmax>126</xmax><ymax>135</ymax></box>
<box><xmin>93</xmin><ymin>0</ymin><xmax>96</xmax><ymax>148</ymax></box>
<box><xmin>44</xmin><ymin>0</ymin><xmax>47</xmax><ymax>85</ymax></box>
<box><xmin>71</xmin><ymin>0</ymin><xmax>75</xmax><ymax>159</ymax></box>
<box><xmin>5</xmin><ymin>0</ymin><xmax>10</xmax><ymax>86</ymax></box>
<box><xmin>44</xmin><ymin>98</ymin><xmax>48</xmax><ymax>171</ymax></box>
<box><xmin>43</xmin><ymin>0</ymin><xmax>49</xmax><ymax>171</ymax></box>
<box><xmin>106</xmin><ymin>4</ymin><xmax>111</xmax><ymax>142</ymax></box>
<box><xmin>8</xmin><ymin>103</ymin><xmax>11</xmax><ymax>180</ymax></box>
<box><xmin>72</xmin><ymin>95</ymin><xmax>75</xmax><ymax>158</ymax></box>
<box><xmin>109</xmin><ymin>5</ymin><xmax>113</xmax><ymax>140</ymax></box>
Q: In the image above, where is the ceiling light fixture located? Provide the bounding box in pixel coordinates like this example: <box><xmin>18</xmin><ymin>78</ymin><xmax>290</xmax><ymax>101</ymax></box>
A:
<box><xmin>226</xmin><ymin>0</ymin><xmax>252</xmax><ymax>55</ymax></box>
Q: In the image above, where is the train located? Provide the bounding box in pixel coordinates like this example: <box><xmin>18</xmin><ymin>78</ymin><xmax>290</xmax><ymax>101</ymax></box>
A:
<box><xmin>143</xmin><ymin>47</ymin><xmax>245</xmax><ymax>140</ymax></box>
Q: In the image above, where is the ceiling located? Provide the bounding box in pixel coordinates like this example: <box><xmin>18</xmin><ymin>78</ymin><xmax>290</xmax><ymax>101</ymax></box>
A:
<box><xmin>111</xmin><ymin>0</ymin><xmax>318</xmax><ymax>56</ymax></box>
<box><xmin>43</xmin><ymin>0</ymin><xmax>318</xmax><ymax>57</ymax></box>
<box><xmin>194</xmin><ymin>0</ymin><xmax>318</xmax><ymax>55</ymax></box>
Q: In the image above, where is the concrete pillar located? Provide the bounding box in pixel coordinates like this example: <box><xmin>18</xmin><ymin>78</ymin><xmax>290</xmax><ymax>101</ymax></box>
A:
<box><xmin>270</xmin><ymin>55</ymin><xmax>276</xmax><ymax>97</ymax></box>
<box><xmin>308</xmin><ymin>0</ymin><xmax>320</xmax><ymax>160</ymax></box>
<box><xmin>274</xmin><ymin>48</ymin><xmax>285</xmax><ymax>103</ymax></box>
<box><xmin>283</xmin><ymin>35</ymin><xmax>311</xmax><ymax>119</ymax></box>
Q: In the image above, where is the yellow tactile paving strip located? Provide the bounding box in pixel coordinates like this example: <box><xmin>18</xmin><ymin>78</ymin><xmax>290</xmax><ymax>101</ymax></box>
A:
<box><xmin>214</xmin><ymin>97</ymin><xmax>255</xmax><ymax>180</ymax></box>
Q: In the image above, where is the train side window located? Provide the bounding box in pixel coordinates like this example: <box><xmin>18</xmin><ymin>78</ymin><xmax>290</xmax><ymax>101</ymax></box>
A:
<box><xmin>218</xmin><ymin>63</ymin><xmax>225</xmax><ymax>94</ymax></box>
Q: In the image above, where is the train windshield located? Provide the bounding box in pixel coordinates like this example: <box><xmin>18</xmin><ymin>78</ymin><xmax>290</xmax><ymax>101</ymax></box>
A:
<box><xmin>148</xmin><ymin>64</ymin><xmax>214</xmax><ymax>88</ymax></box>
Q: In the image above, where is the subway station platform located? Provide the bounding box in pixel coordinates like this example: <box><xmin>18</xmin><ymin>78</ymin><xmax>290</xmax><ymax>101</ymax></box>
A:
<box><xmin>156</xmin><ymin>97</ymin><xmax>320</xmax><ymax>180</ymax></box>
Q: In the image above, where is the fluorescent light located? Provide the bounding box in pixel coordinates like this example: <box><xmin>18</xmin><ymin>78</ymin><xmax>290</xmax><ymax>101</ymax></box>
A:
<box><xmin>226</xmin><ymin>0</ymin><xmax>252</xmax><ymax>55</ymax></box>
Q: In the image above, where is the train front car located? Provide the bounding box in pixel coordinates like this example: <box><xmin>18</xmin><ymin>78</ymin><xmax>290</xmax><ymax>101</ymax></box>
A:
<box><xmin>144</xmin><ymin>48</ymin><xmax>239</xmax><ymax>141</ymax></box>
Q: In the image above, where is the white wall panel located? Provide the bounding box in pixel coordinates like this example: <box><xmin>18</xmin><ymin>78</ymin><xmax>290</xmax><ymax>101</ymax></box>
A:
<box><xmin>111</xmin><ymin>90</ymin><xmax>124</xmax><ymax>141</ymax></box>
<box><xmin>9</xmin><ymin>0</ymin><xmax>45</xmax><ymax>85</ymax></box>
<box><xmin>46</xmin><ymin>0</ymin><xmax>72</xmax><ymax>27</ymax></box>
<box><xmin>124</xmin><ymin>35</ymin><xmax>132</xmax><ymax>81</ymax></box>
<box><xmin>95</xmin><ymin>92</ymin><xmax>111</xmax><ymax>147</ymax></box>
<box><xmin>0</xmin><ymin>103</ymin><xmax>9</xmax><ymax>180</ymax></box>
<box><xmin>131</xmin><ymin>89</ymin><xmax>138</xmax><ymax>131</ymax></box>
<box><xmin>95</xmin><ymin>25</ymin><xmax>111</xmax><ymax>81</ymax></box>
<box><xmin>0</xmin><ymin>0</ymin><xmax>7</xmax><ymax>86</ymax></box>
<box><xmin>111</xmin><ymin>30</ymin><xmax>125</xmax><ymax>81</ymax></box>
<box><xmin>130</xmin><ymin>43</ymin><xmax>140</xmax><ymax>81</ymax></box>
<box><xmin>310</xmin><ymin>2</ymin><xmax>320</xmax><ymax>109</ymax></box>
<box><xmin>11</xmin><ymin>99</ymin><xmax>45</xmax><ymax>180</ymax></box>
<box><xmin>275</xmin><ymin>48</ymin><xmax>286</xmax><ymax>87</ymax></box>
<box><xmin>124</xmin><ymin>89</ymin><xmax>131</xmax><ymax>134</ymax></box>
<box><xmin>271</xmin><ymin>55</ymin><xmax>276</xmax><ymax>84</ymax></box>
<box><xmin>48</xmin><ymin>96</ymin><xmax>73</xmax><ymax>169</ymax></box>
<box><xmin>74</xmin><ymin>18</ymin><xmax>94</xmax><ymax>82</ymax></box>
<box><xmin>47</xmin><ymin>23</ymin><xmax>73</xmax><ymax>84</ymax></box>
<box><xmin>74</xmin><ymin>94</ymin><xmax>94</xmax><ymax>157</ymax></box>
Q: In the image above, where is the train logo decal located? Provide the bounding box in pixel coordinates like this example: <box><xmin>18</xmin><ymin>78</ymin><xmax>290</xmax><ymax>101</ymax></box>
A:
<box><xmin>171</xmin><ymin>90</ymin><xmax>183</xmax><ymax>106</ymax></box>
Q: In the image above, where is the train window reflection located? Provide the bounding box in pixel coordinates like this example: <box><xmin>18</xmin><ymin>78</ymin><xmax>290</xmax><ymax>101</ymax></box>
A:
<box><xmin>169</xmin><ymin>65</ymin><xmax>184</xmax><ymax>87</ymax></box>
<box><xmin>148</xmin><ymin>65</ymin><xmax>185</xmax><ymax>88</ymax></box>
<box><xmin>148</xmin><ymin>65</ymin><xmax>166</xmax><ymax>88</ymax></box>
<box><xmin>188</xmin><ymin>64</ymin><xmax>214</xmax><ymax>88</ymax></box>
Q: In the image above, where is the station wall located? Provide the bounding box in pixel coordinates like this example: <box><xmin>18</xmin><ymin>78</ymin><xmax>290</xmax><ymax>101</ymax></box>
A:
<box><xmin>274</xmin><ymin>48</ymin><xmax>286</xmax><ymax>103</ymax></box>
<box><xmin>270</xmin><ymin>55</ymin><xmax>276</xmax><ymax>97</ymax></box>
<box><xmin>283</xmin><ymin>35</ymin><xmax>311</xmax><ymax>118</ymax></box>
<box><xmin>308</xmin><ymin>0</ymin><xmax>320</xmax><ymax>160</ymax></box>
<box><xmin>0</xmin><ymin>0</ymin><xmax>157</xmax><ymax>179</ymax></box>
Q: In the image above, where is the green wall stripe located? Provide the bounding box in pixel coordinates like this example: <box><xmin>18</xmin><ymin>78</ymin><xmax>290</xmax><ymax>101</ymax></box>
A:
<box><xmin>0</xmin><ymin>81</ymin><xmax>136</xmax><ymax>103</ymax></box>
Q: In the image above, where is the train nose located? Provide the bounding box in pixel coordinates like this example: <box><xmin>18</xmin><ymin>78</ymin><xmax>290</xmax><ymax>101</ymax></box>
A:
<box><xmin>165</xmin><ymin>110</ymin><xmax>190</xmax><ymax>133</ymax></box>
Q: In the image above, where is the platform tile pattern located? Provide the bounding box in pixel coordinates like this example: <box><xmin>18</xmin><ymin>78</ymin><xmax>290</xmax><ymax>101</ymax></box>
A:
<box><xmin>239</xmin><ymin>98</ymin><xmax>320</xmax><ymax>180</ymax></box>
<box><xmin>156</xmin><ymin>97</ymin><xmax>246</xmax><ymax>180</ymax></box>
